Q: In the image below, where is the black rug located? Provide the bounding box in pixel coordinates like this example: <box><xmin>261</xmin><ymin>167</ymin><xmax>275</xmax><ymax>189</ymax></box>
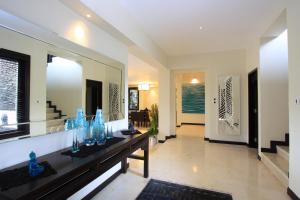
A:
<box><xmin>61</xmin><ymin>137</ymin><xmax>125</xmax><ymax>158</ymax></box>
<box><xmin>136</xmin><ymin>179</ymin><xmax>233</xmax><ymax>200</ymax></box>
<box><xmin>0</xmin><ymin>161</ymin><xmax>57</xmax><ymax>191</ymax></box>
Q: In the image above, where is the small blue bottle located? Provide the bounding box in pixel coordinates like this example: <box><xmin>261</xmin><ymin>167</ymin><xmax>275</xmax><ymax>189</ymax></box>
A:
<box><xmin>28</xmin><ymin>151</ymin><xmax>44</xmax><ymax>177</ymax></box>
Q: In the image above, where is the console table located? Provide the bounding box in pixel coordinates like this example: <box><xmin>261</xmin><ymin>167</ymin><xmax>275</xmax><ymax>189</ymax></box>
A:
<box><xmin>0</xmin><ymin>131</ymin><xmax>149</xmax><ymax>200</ymax></box>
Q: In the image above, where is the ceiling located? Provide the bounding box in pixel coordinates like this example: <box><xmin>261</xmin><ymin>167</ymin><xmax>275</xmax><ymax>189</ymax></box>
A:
<box><xmin>128</xmin><ymin>53</ymin><xmax>158</xmax><ymax>86</ymax></box>
<box><xmin>119</xmin><ymin>0</ymin><xmax>286</xmax><ymax>55</ymax></box>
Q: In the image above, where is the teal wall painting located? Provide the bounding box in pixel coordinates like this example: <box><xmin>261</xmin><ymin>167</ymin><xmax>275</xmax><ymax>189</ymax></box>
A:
<box><xmin>182</xmin><ymin>83</ymin><xmax>205</xmax><ymax>114</ymax></box>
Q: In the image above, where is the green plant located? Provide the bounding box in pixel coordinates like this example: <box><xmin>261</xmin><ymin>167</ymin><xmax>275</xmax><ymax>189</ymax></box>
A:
<box><xmin>148</xmin><ymin>104</ymin><xmax>159</xmax><ymax>137</ymax></box>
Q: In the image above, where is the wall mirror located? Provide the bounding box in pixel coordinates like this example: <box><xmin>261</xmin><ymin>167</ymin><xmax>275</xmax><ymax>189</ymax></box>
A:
<box><xmin>0</xmin><ymin>24</ymin><xmax>125</xmax><ymax>143</ymax></box>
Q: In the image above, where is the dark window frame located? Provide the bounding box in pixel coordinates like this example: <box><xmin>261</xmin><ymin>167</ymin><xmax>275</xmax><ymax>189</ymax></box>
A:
<box><xmin>0</xmin><ymin>48</ymin><xmax>30</xmax><ymax>140</ymax></box>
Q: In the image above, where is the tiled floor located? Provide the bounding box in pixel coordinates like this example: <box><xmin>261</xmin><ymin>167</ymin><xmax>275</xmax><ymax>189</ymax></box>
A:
<box><xmin>92</xmin><ymin>125</ymin><xmax>290</xmax><ymax>200</ymax></box>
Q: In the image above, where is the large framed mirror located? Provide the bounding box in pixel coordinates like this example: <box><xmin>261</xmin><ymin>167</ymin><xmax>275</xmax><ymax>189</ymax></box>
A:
<box><xmin>0</xmin><ymin>24</ymin><xmax>125</xmax><ymax>143</ymax></box>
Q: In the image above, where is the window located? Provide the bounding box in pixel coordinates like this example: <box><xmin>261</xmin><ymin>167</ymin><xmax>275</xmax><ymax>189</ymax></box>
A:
<box><xmin>0</xmin><ymin>49</ymin><xmax>30</xmax><ymax>140</ymax></box>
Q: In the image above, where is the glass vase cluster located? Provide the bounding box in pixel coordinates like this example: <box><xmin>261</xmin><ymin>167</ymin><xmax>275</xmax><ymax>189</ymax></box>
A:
<box><xmin>64</xmin><ymin>108</ymin><xmax>88</xmax><ymax>153</ymax></box>
<box><xmin>65</xmin><ymin>108</ymin><xmax>108</xmax><ymax>153</ymax></box>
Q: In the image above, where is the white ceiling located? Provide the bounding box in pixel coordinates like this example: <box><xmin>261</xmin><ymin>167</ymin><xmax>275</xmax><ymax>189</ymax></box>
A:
<box><xmin>128</xmin><ymin>53</ymin><xmax>158</xmax><ymax>85</ymax></box>
<box><xmin>119</xmin><ymin>0</ymin><xmax>286</xmax><ymax>55</ymax></box>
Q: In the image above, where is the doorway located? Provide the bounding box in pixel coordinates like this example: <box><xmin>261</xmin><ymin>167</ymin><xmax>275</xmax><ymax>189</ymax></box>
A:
<box><xmin>248</xmin><ymin>69</ymin><xmax>258</xmax><ymax>148</ymax></box>
<box><xmin>86</xmin><ymin>79</ymin><xmax>102</xmax><ymax>116</ymax></box>
<box><xmin>174</xmin><ymin>72</ymin><xmax>206</xmax><ymax>138</ymax></box>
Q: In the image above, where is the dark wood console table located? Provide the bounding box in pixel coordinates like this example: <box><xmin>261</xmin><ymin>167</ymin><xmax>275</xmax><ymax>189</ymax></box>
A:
<box><xmin>0</xmin><ymin>131</ymin><xmax>149</xmax><ymax>200</ymax></box>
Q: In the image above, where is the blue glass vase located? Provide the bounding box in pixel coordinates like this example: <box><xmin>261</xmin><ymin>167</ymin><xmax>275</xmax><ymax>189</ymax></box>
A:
<box><xmin>106</xmin><ymin>125</ymin><xmax>113</xmax><ymax>139</ymax></box>
<box><xmin>28</xmin><ymin>151</ymin><xmax>44</xmax><ymax>177</ymax></box>
<box><xmin>83</xmin><ymin>120</ymin><xmax>95</xmax><ymax>146</ymax></box>
<box><xmin>65</xmin><ymin>118</ymin><xmax>79</xmax><ymax>153</ymax></box>
<box><xmin>93</xmin><ymin>109</ymin><xmax>106</xmax><ymax>145</ymax></box>
<box><xmin>72</xmin><ymin>108</ymin><xmax>86</xmax><ymax>153</ymax></box>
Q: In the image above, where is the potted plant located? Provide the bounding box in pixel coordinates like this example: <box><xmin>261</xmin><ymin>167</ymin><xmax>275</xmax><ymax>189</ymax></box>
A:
<box><xmin>148</xmin><ymin>104</ymin><xmax>159</xmax><ymax>146</ymax></box>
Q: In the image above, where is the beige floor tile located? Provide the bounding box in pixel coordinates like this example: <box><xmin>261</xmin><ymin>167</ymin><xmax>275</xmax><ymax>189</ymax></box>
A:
<box><xmin>92</xmin><ymin>125</ymin><xmax>290</xmax><ymax>200</ymax></box>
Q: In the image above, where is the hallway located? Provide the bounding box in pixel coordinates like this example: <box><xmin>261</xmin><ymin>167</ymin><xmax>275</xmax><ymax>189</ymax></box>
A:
<box><xmin>93</xmin><ymin>125</ymin><xmax>290</xmax><ymax>200</ymax></box>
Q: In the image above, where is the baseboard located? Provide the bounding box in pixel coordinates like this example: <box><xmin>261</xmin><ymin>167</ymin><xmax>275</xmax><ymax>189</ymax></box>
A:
<box><xmin>261</xmin><ymin>135</ymin><xmax>289</xmax><ymax>153</ymax></box>
<box><xmin>248</xmin><ymin>145</ymin><xmax>258</xmax><ymax>149</ymax></box>
<box><xmin>287</xmin><ymin>187</ymin><xmax>300</xmax><ymax>200</ymax></box>
<box><xmin>181</xmin><ymin>123</ymin><xmax>205</xmax><ymax>126</ymax></box>
<box><xmin>159</xmin><ymin>135</ymin><xmax>177</xmax><ymax>144</ymax></box>
<box><xmin>83</xmin><ymin>169</ymin><xmax>122</xmax><ymax>200</ymax></box>
<box><xmin>166</xmin><ymin>135</ymin><xmax>177</xmax><ymax>139</ymax></box>
<box><xmin>261</xmin><ymin>141</ymin><xmax>289</xmax><ymax>153</ymax></box>
<box><xmin>204</xmin><ymin>138</ymin><xmax>247</xmax><ymax>145</ymax></box>
<box><xmin>261</xmin><ymin>148</ymin><xmax>274</xmax><ymax>153</ymax></box>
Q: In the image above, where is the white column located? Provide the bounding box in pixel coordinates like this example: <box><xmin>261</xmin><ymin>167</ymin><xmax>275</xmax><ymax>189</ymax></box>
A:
<box><xmin>158</xmin><ymin>66</ymin><xmax>171</xmax><ymax>140</ymax></box>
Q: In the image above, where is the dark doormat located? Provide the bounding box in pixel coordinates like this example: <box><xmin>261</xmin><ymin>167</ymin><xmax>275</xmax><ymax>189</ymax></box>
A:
<box><xmin>136</xmin><ymin>179</ymin><xmax>233</xmax><ymax>200</ymax></box>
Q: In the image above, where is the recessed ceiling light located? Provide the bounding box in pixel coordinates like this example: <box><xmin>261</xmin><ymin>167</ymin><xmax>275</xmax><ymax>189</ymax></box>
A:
<box><xmin>199</xmin><ymin>26</ymin><xmax>203</xmax><ymax>30</ymax></box>
<box><xmin>86</xmin><ymin>14</ymin><xmax>91</xmax><ymax>18</ymax></box>
<box><xmin>74</xmin><ymin>26</ymin><xmax>85</xmax><ymax>39</ymax></box>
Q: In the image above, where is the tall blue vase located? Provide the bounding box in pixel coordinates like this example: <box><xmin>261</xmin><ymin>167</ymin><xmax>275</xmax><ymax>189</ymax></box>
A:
<box><xmin>65</xmin><ymin>118</ymin><xmax>79</xmax><ymax>153</ymax></box>
<box><xmin>93</xmin><ymin>109</ymin><xmax>106</xmax><ymax>145</ymax></box>
<box><xmin>73</xmin><ymin>108</ymin><xmax>85</xmax><ymax>153</ymax></box>
<box><xmin>83</xmin><ymin>120</ymin><xmax>95</xmax><ymax>146</ymax></box>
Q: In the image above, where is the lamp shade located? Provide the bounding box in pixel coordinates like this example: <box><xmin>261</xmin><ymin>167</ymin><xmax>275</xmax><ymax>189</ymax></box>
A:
<box><xmin>138</xmin><ymin>83</ymin><xmax>150</xmax><ymax>91</ymax></box>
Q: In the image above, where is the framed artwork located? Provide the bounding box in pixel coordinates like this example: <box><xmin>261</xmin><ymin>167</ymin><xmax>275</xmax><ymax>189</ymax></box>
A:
<box><xmin>128</xmin><ymin>87</ymin><xmax>139</xmax><ymax>110</ymax></box>
<box><xmin>182</xmin><ymin>83</ymin><xmax>205</xmax><ymax>114</ymax></box>
<box><xmin>109</xmin><ymin>82</ymin><xmax>120</xmax><ymax>121</ymax></box>
<box><xmin>218</xmin><ymin>75</ymin><xmax>240</xmax><ymax>135</ymax></box>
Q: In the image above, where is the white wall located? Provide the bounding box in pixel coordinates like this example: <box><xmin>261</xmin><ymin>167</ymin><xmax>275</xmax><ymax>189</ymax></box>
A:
<box><xmin>169</xmin><ymin>50</ymin><xmax>247</xmax><ymax>142</ymax></box>
<box><xmin>78</xmin><ymin>0</ymin><xmax>168</xmax><ymax>67</ymax></box>
<box><xmin>245</xmin><ymin>10</ymin><xmax>288</xmax><ymax>154</ymax></box>
<box><xmin>158</xmin><ymin>66</ymin><xmax>171</xmax><ymax>139</ymax></box>
<box><xmin>181</xmin><ymin>114</ymin><xmax>205</xmax><ymax>125</ymax></box>
<box><xmin>244</xmin><ymin>6</ymin><xmax>300</xmax><ymax>197</ymax></box>
<box><xmin>0</xmin><ymin>0</ymin><xmax>127</xmax><ymax>63</ymax></box>
<box><xmin>287</xmin><ymin>0</ymin><xmax>300</xmax><ymax>196</ymax></box>
<box><xmin>259</xmin><ymin>30</ymin><xmax>288</xmax><ymax>148</ymax></box>
<box><xmin>47</xmin><ymin>57</ymin><xmax>82</xmax><ymax>117</ymax></box>
<box><xmin>138</xmin><ymin>87</ymin><xmax>159</xmax><ymax>110</ymax></box>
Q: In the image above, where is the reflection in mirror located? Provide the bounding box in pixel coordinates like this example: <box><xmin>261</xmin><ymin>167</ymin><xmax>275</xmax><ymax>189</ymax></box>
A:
<box><xmin>0</xmin><ymin>24</ymin><xmax>125</xmax><ymax>143</ymax></box>
<box><xmin>0</xmin><ymin>49</ymin><xmax>30</xmax><ymax>140</ymax></box>
<box><xmin>46</xmin><ymin>56</ymin><xmax>82</xmax><ymax>133</ymax></box>
<box><xmin>86</xmin><ymin>79</ymin><xmax>102</xmax><ymax>116</ymax></box>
